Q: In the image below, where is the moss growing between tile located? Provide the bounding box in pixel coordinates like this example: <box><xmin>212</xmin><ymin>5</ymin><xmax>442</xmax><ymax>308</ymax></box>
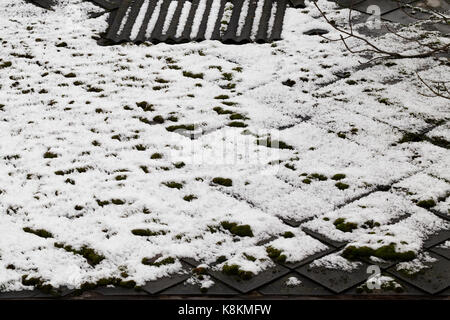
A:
<box><xmin>214</xmin><ymin>95</ymin><xmax>230</xmax><ymax>100</ymax></box>
<box><xmin>331</xmin><ymin>173</ymin><xmax>346</xmax><ymax>180</ymax></box>
<box><xmin>266</xmin><ymin>246</ymin><xmax>287</xmax><ymax>263</ymax></box>
<box><xmin>136</xmin><ymin>101</ymin><xmax>154</xmax><ymax>112</ymax></box>
<box><xmin>309</xmin><ymin>173</ymin><xmax>328</xmax><ymax>181</ymax></box>
<box><xmin>333</xmin><ymin>218</ymin><xmax>358</xmax><ymax>233</ymax></box>
<box><xmin>183</xmin><ymin>194</ymin><xmax>197</xmax><ymax>202</ymax></box>
<box><xmin>151</xmin><ymin>152</ymin><xmax>163</xmax><ymax>159</ymax></box>
<box><xmin>282</xmin><ymin>231</ymin><xmax>295</xmax><ymax>238</ymax></box>
<box><xmin>416</xmin><ymin>199</ymin><xmax>436</xmax><ymax>209</ymax></box>
<box><xmin>131</xmin><ymin>229</ymin><xmax>167</xmax><ymax>236</ymax></box>
<box><xmin>23</xmin><ymin>227</ymin><xmax>53</xmax><ymax>239</ymax></box>
<box><xmin>162</xmin><ymin>181</ymin><xmax>184</xmax><ymax>189</ymax></box>
<box><xmin>335</xmin><ymin>182</ymin><xmax>349</xmax><ymax>190</ymax></box>
<box><xmin>174</xmin><ymin>161</ymin><xmax>185</xmax><ymax>168</ymax></box>
<box><xmin>22</xmin><ymin>275</ymin><xmax>58</xmax><ymax>295</ymax></box>
<box><xmin>222</xmin><ymin>264</ymin><xmax>254</xmax><ymax>280</ymax></box>
<box><xmin>227</xmin><ymin>121</ymin><xmax>247</xmax><ymax>128</ymax></box>
<box><xmin>342</xmin><ymin>243</ymin><xmax>415</xmax><ymax>262</ymax></box>
<box><xmin>182</xmin><ymin>71</ymin><xmax>204</xmax><ymax>79</ymax></box>
<box><xmin>43</xmin><ymin>151</ymin><xmax>58</xmax><ymax>159</ymax></box>
<box><xmin>54</xmin><ymin>243</ymin><xmax>105</xmax><ymax>266</ymax></box>
<box><xmin>212</xmin><ymin>177</ymin><xmax>233</xmax><ymax>186</ymax></box>
<box><xmin>220</xmin><ymin>221</ymin><xmax>253</xmax><ymax>237</ymax></box>
<box><xmin>213</xmin><ymin>106</ymin><xmax>234</xmax><ymax>115</ymax></box>
<box><xmin>256</xmin><ymin>138</ymin><xmax>293</xmax><ymax>150</ymax></box>
<box><xmin>166</xmin><ymin>124</ymin><xmax>196</xmax><ymax>132</ymax></box>
<box><xmin>142</xmin><ymin>256</ymin><xmax>175</xmax><ymax>267</ymax></box>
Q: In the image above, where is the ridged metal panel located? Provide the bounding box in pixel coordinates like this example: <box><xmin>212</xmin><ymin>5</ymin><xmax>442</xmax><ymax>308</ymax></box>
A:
<box><xmin>104</xmin><ymin>0</ymin><xmax>288</xmax><ymax>44</ymax></box>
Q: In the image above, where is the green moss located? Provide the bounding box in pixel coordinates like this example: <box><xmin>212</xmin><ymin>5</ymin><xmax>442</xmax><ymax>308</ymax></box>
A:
<box><xmin>23</xmin><ymin>227</ymin><xmax>53</xmax><ymax>239</ymax></box>
<box><xmin>54</xmin><ymin>243</ymin><xmax>105</xmax><ymax>266</ymax></box>
<box><xmin>166</xmin><ymin>124</ymin><xmax>196</xmax><ymax>132</ymax></box>
<box><xmin>136</xmin><ymin>101</ymin><xmax>154</xmax><ymax>112</ymax></box>
<box><xmin>131</xmin><ymin>229</ymin><xmax>166</xmax><ymax>236</ymax></box>
<box><xmin>266</xmin><ymin>246</ymin><xmax>287</xmax><ymax>263</ymax></box>
<box><xmin>342</xmin><ymin>243</ymin><xmax>415</xmax><ymax>262</ymax></box>
<box><xmin>142</xmin><ymin>256</ymin><xmax>175</xmax><ymax>267</ymax></box>
<box><xmin>282</xmin><ymin>231</ymin><xmax>295</xmax><ymax>238</ymax></box>
<box><xmin>214</xmin><ymin>95</ymin><xmax>230</xmax><ymax>100</ymax></box>
<box><xmin>213</xmin><ymin>106</ymin><xmax>233</xmax><ymax>115</ymax></box>
<box><xmin>111</xmin><ymin>199</ymin><xmax>125</xmax><ymax>205</ymax></box>
<box><xmin>309</xmin><ymin>173</ymin><xmax>328</xmax><ymax>181</ymax></box>
<box><xmin>229</xmin><ymin>113</ymin><xmax>247</xmax><ymax>120</ymax></box>
<box><xmin>174</xmin><ymin>161</ymin><xmax>185</xmax><ymax>168</ymax></box>
<box><xmin>221</xmin><ymin>101</ymin><xmax>237</xmax><ymax>106</ymax></box>
<box><xmin>227</xmin><ymin>121</ymin><xmax>247</xmax><ymax>128</ymax></box>
<box><xmin>346</xmin><ymin>80</ymin><xmax>357</xmax><ymax>85</ymax></box>
<box><xmin>22</xmin><ymin>275</ymin><xmax>58</xmax><ymax>295</ymax></box>
<box><xmin>335</xmin><ymin>182</ymin><xmax>349</xmax><ymax>190</ymax></box>
<box><xmin>151</xmin><ymin>152</ymin><xmax>163</xmax><ymax>159</ymax></box>
<box><xmin>216</xmin><ymin>255</ymin><xmax>227</xmax><ymax>263</ymax></box>
<box><xmin>182</xmin><ymin>71</ymin><xmax>204</xmax><ymax>79</ymax></box>
<box><xmin>361</xmin><ymin>220</ymin><xmax>381</xmax><ymax>229</ymax></box>
<box><xmin>163</xmin><ymin>181</ymin><xmax>184</xmax><ymax>189</ymax></box>
<box><xmin>302</xmin><ymin>178</ymin><xmax>312</xmax><ymax>184</ymax></box>
<box><xmin>243</xmin><ymin>253</ymin><xmax>256</xmax><ymax>262</ymax></box>
<box><xmin>333</xmin><ymin>218</ymin><xmax>358</xmax><ymax>233</ymax></box>
<box><xmin>43</xmin><ymin>151</ymin><xmax>58</xmax><ymax>159</ymax></box>
<box><xmin>212</xmin><ymin>177</ymin><xmax>233</xmax><ymax>187</ymax></box>
<box><xmin>256</xmin><ymin>138</ymin><xmax>293</xmax><ymax>150</ymax></box>
<box><xmin>222</xmin><ymin>264</ymin><xmax>254</xmax><ymax>280</ymax></box>
<box><xmin>416</xmin><ymin>199</ymin><xmax>436</xmax><ymax>209</ymax></box>
<box><xmin>183</xmin><ymin>194</ymin><xmax>197</xmax><ymax>202</ymax></box>
<box><xmin>153</xmin><ymin>115</ymin><xmax>165</xmax><ymax>124</ymax></box>
<box><xmin>115</xmin><ymin>175</ymin><xmax>127</xmax><ymax>181</ymax></box>
<box><xmin>220</xmin><ymin>221</ymin><xmax>253</xmax><ymax>237</ymax></box>
<box><xmin>331</xmin><ymin>173</ymin><xmax>346</xmax><ymax>180</ymax></box>
<box><xmin>0</xmin><ymin>61</ymin><xmax>12</xmax><ymax>69</ymax></box>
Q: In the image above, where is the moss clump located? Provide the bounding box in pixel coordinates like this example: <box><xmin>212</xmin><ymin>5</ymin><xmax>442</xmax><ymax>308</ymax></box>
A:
<box><xmin>282</xmin><ymin>79</ymin><xmax>296</xmax><ymax>87</ymax></box>
<box><xmin>212</xmin><ymin>177</ymin><xmax>232</xmax><ymax>187</ymax></box>
<box><xmin>163</xmin><ymin>181</ymin><xmax>184</xmax><ymax>189</ymax></box>
<box><xmin>115</xmin><ymin>175</ymin><xmax>127</xmax><ymax>181</ymax></box>
<box><xmin>282</xmin><ymin>231</ymin><xmax>295</xmax><ymax>238</ymax></box>
<box><xmin>214</xmin><ymin>94</ymin><xmax>230</xmax><ymax>100</ymax></box>
<box><xmin>22</xmin><ymin>275</ymin><xmax>58</xmax><ymax>295</ymax></box>
<box><xmin>151</xmin><ymin>152</ymin><xmax>163</xmax><ymax>159</ymax></box>
<box><xmin>0</xmin><ymin>61</ymin><xmax>12</xmax><ymax>69</ymax></box>
<box><xmin>222</xmin><ymin>264</ymin><xmax>254</xmax><ymax>280</ymax></box>
<box><xmin>152</xmin><ymin>115</ymin><xmax>165</xmax><ymax>124</ymax></box>
<box><xmin>183</xmin><ymin>194</ymin><xmax>197</xmax><ymax>202</ymax></box>
<box><xmin>398</xmin><ymin>132</ymin><xmax>423</xmax><ymax>144</ymax></box>
<box><xmin>416</xmin><ymin>199</ymin><xmax>436</xmax><ymax>209</ymax></box>
<box><xmin>213</xmin><ymin>106</ymin><xmax>233</xmax><ymax>115</ymax></box>
<box><xmin>23</xmin><ymin>227</ymin><xmax>53</xmax><ymax>239</ymax></box>
<box><xmin>361</xmin><ymin>220</ymin><xmax>381</xmax><ymax>229</ymax></box>
<box><xmin>346</xmin><ymin>80</ymin><xmax>357</xmax><ymax>85</ymax></box>
<box><xmin>309</xmin><ymin>173</ymin><xmax>328</xmax><ymax>181</ymax></box>
<box><xmin>54</xmin><ymin>243</ymin><xmax>105</xmax><ymax>266</ymax></box>
<box><xmin>64</xmin><ymin>72</ymin><xmax>76</xmax><ymax>78</ymax></box>
<box><xmin>342</xmin><ymin>243</ymin><xmax>415</xmax><ymax>262</ymax></box>
<box><xmin>136</xmin><ymin>101</ymin><xmax>154</xmax><ymax>112</ymax></box>
<box><xmin>333</xmin><ymin>218</ymin><xmax>358</xmax><ymax>233</ymax></box>
<box><xmin>111</xmin><ymin>199</ymin><xmax>125</xmax><ymax>205</ymax></box>
<box><xmin>220</xmin><ymin>221</ymin><xmax>253</xmax><ymax>237</ymax></box>
<box><xmin>266</xmin><ymin>246</ymin><xmax>287</xmax><ymax>263</ymax></box>
<box><xmin>331</xmin><ymin>173</ymin><xmax>346</xmax><ymax>180</ymax></box>
<box><xmin>256</xmin><ymin>138</ymin><xmax>293</xmax><ymax>150</ymax></box>
<box><xmin>174</xmin><ymin>161</ymin><xmax>185</xmax><ymax>168</ymax></box>
<box><xmin>166</xmin><ymin>124</ymin><xmax>196</xmax><ymax>132</ymax></box>
<box><xmin>302</xmin><ymin>178</ymin><xmax>312</xmax><ymax>184</ymax></box>
<box><xmin>182</xmin><ymin>71</ymin><xmax>204</xmax><ymax>79</ymax></box>
<box><xmin>131</xmin><ymin>229</ymin><xmax>166</xmax><ymax>236</ymax></box>
<box><xmin>142</xmin><ymin>256</ymin><xmax>175</xmax><ymax>267</ymax></box>
<box><xmin>216</xmin><ymin>255</ymin><xmax>227</xmax><ymax>263</ymax></box>
<box><xmin>43</xmin><ymin>151</ymin><xmax>58</xmax><ymax>159</ymax></box>
<box><xmin>229</xmin><ymin>113</ymin><xmax>247</xmax><ymax>120</ymax></box>
<box><xmin>227</xmin><ymin>121</ymin><xmax>247</xmax><ymax>128</ymax></box>
<box><xmin>243</xmin><ymin>253</ymin><xmax>256</xmax><ymax>262</ymax></box>
<box><xmin>357</xmin><ymin>280</ymin><xmax>404</xmax><ymax>294</ymax></box>
<box><xmin>335</xmin><ymin>182</ymin><xmax>349</xmax><ymax>190</ymax></box>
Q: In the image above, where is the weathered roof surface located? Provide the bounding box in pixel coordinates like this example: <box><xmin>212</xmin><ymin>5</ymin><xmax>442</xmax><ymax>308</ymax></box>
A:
<box><xmin>104</xmin><ymin>0</ymin><xmax>288</xmax><ymax>44</ymax></box>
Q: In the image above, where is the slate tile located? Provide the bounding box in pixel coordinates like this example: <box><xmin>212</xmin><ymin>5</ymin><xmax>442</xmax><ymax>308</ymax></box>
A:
<box><xmin>301</xmin><ymin>227</ymin><xmax>346</xmax><ymax>248</ymax></box>
<box><xmin>160</xmin><ymin>278</ymin><xmax>239</xmax><ymax>296</ymax></box>
<box><xmin>387</xmin><ymin>253</ymin><xmax>450</xmax><ymax>294</ymax></box>
<box><xmin>142</xmin><ymin>263</ymin><xmax>192</xmax><ymax>294</ymax></box>
<box><xmin>297</xmin><ymin>259</ymin><xmax>370</xmax><ymax>293</ymax></box>
<box><xmin>343</xmin><ymin>275</ymin><xmax>426</xmax><ymax>296</ymax></box>
<box><xmin>430</xmin><ymin>244</ymin><xmax>450</xmax><ymax>260</ymax></box>
<box><xmin>258</xmin><ymin>272</ymin><xmax>333</xmax><ymax>295</ymax></box>
<box><xmin>423</xmin><ymin>229</ymin><xmax>450</xmax><ymax>248</ymax></box>
<box><xmin>91</xmin><ymin>286</ymin><xmax>149</xmax><ymax>296</ymax></box>
<box><xmin>209</xmin><ymin>265</ymin><xmax>290</xmax><ymax>294</ymax></box>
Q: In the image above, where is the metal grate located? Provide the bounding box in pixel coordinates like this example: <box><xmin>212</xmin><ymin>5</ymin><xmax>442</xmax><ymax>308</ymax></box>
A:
<box><xmin>103</xmin><ymin>0</ymin><xmax>289</xmax><ymax>44</ymax></box>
